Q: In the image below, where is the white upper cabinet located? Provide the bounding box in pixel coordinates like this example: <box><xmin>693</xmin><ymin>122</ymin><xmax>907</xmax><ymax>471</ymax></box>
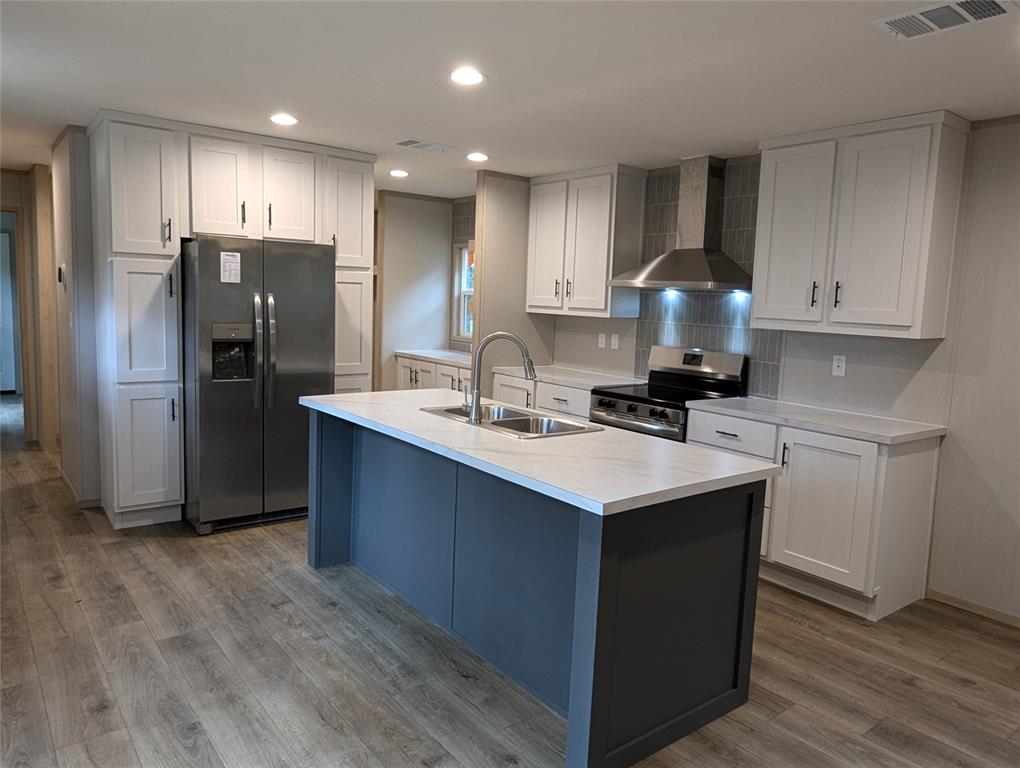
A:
<box><xmin>751</xmin><ymin>111</ymin><xmax>968</xmax><ymax>339</ymax></box>
<box><xmin>109</xmin><ymin>123</ymin><xmax>179</xmax><ymax>255</ymax></box>
<box><xmin>525</xmin><ymin>166</ymin><xmax>644</xmax><ymax>318</ymax></box>
<box><xmin>263</xmin><ymin>146</ymin><xmax>316</xmax><ymax>241</ymax></box>
<box><xmin>526</xmin><ymin>181</ymin><xmax>568</xmax><ymax>309</ymax></box>
<box><xmin>752</xmin><ymin>141</ymin><xmax>835</xmax><ymax>323</ymax></box>
<box><xmin>769</xmin><ymin>427</ymin><xmax>878</xmax><ymax>592</ymax></box>
<box><xmin>334</xmin><ymin>269</ymin><xmax>373</xmax><ymax>376</ymax></box>
<box><xmin>112</xmin><ymin>257</ymin><xmax>179</xmax><ymax>383</ymax></box>
<box><xmin>829</xmin><ymin>126</ymin><xmax>931</xmax><ymax>328</ymax></box>
<box><xmin>564</xmin><ymin>174</ymin><xmax>613</xmax><ymax>311</ymax></box>
<box><xmin>190</xmin><ymin>136</ymin><xmax>250</xmax><ymax>237</ymax></box>
<box><xmin>324</xmin><ymin>157</ymin><xmax>374</xmax><ymax>268</ymax></box>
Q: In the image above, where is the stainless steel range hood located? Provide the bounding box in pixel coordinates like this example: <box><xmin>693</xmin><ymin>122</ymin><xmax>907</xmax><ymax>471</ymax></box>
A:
<box><xmin>610</xmin><ymin>156</ymin><xmax>752</xmax><ymax>292</ymax></box>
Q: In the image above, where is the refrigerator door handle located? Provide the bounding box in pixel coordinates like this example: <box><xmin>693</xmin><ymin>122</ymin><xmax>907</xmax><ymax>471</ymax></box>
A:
<box><xmin>266</xmin><ymin>292</ymin><xmax>278</xmax><ymax>408</ymax></box>
<box><xmin>253</xmin><ymin>292</ymin><xmax>264</xmax><ymax>409</ymax></box>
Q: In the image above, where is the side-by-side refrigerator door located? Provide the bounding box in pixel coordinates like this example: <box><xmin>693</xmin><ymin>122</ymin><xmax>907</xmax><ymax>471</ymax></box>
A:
<box><xmin>192</xmin><ymin>236</ymin><xmax>265</xmax><ymax>524</ymax></box>
<box><xmin>263</xmin><ymin>241</ymin><xmax>335</xmax><ymax>514</ymax></box>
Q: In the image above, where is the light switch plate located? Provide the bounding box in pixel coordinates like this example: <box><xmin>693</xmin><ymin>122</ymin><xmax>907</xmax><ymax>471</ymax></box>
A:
<box><xmin>610</xmin><ymin>333</ymin><xmax>620</xmax><ymax>350</ymax></box>
<box><xmin>832</xmin><ymin>355</ymin><xmax>846</xmax><ymax>377</ymax></box>
<box><xmin>597</xmin><ymin>333</ymin><xmax>606</xmax><ymax>349</ymax></box>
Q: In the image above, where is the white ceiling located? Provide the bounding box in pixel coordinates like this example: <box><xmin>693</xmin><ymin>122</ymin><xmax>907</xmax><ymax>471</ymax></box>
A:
<box><xmin>3</xmin><ymin>1</ymin><xmax>1018</xmax><ymax>197</ymax></box>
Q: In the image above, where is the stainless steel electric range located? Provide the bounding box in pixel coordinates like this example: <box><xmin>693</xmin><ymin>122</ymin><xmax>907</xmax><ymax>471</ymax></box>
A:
<box><xmin>589</xmin><ymin>346</ymin><xmax>748</xmax><ymax>441</ymax></box>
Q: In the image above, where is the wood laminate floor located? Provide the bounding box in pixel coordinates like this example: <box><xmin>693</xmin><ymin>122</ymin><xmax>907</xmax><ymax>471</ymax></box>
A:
<box><xmin>2</xmin><ymin>429</ymin><xmax>1019</xmax><ymax>767</ymax></box>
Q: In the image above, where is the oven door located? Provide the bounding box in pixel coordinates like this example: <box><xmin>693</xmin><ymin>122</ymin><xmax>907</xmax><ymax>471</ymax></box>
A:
<box><xmin>589</xmin><ymin>409</ymin><xmax>684</xmax><ymax>440</ymax></box>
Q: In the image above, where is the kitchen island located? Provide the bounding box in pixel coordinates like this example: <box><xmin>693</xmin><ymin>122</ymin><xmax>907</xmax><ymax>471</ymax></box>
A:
<box><xmin>301</xmin><ymin>389</ymin><xmax>781</xmax><ymax>768</ymax></box>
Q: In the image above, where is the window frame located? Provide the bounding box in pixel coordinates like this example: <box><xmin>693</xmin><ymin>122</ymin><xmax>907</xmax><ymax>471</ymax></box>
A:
<box><xmin>450</xmin><ymin>239</ymin><xmax>475</xmax><ymax>343</ymax></box>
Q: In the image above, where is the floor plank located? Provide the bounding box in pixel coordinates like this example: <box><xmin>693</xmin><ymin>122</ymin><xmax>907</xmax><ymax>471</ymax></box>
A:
<box><xmin>1</xmin><ymin>678</ymin><xmax>58</xmax><ymax>768</ymax></box>
<box><xmin>55</xmin><ymin>729</ymin><xmax>141</xmax><ymax>768</ymax></box>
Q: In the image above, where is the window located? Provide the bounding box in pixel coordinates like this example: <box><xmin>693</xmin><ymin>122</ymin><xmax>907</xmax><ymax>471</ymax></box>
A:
<box><xmin>451</xmin><ymin>241</ymin><xmax>475</xmax><ymax>341</ymax></box>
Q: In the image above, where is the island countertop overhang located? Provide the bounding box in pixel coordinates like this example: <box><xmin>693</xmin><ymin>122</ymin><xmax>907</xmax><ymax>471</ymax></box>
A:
<box><xmin>301</xmin><ymin>389</ymin><xmax>781</xmax><ymax>515</ymax></box>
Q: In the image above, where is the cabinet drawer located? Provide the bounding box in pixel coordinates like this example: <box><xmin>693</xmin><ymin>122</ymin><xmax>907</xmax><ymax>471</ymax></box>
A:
<box><xmin>535</xmin><ymin>382</ymin><xmax>589</xmax><ymax>417</ymax></box>
<box><xmin>687</xmin><ymin>411</ymin><xmax>777</xmax><ymax>459</ymax></box>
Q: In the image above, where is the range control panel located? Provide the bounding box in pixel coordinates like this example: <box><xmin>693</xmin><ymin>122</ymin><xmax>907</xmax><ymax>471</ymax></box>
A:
<box><xmin>589</xmin><ymin>395</ymin><xmax>685</xmax><ymax>426</ymax></box>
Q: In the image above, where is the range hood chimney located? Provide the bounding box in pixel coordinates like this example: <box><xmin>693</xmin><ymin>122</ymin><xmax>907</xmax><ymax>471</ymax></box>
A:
<box><xmin>610</xmin><ymin>156</ymin><xmax>752</xmax><ymax>292</ymax></box>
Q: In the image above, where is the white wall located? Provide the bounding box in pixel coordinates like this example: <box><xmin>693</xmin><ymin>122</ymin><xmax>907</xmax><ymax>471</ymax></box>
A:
<box><xmin>927</xmin><ymin>121</ymin><xmax>1020</xmax><ymax>622</ymax></box>
<box><xmin>552</xmin><ymin>316</ymin><xmax>637</xmax><ymax>376</ymax></box>
<box><xmin>473</xmin><ymin>172</ymin><xmax>555</xmax><ymax>395</ymax></box>
<box><xmin>378</xmin><ymin>194</ymin><xmax>452</xmax><ymax>390</ymax></box>
<box><xmin>778</xmin><ymin>333</ymin><xmax>955</xmax><ymax>425</ymax></box>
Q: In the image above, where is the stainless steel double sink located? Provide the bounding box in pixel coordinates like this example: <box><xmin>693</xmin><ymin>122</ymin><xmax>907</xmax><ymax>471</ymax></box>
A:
<box><xmin>421</xmin><ymin>403</ymin><xmax>603</xmax><ymax>439</ymax></box>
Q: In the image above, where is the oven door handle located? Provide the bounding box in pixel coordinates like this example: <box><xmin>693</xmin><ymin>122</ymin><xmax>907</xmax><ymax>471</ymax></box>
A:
<box><xmin>590</xmin><ymin>409</ymin><xmax>682</xmax><ymax>439</ymax></box>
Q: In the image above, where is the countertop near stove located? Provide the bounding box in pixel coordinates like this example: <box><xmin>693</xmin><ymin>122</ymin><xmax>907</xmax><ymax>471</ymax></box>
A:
<box><xmin>686</xmin><ymin>397</ymin><xmax>948</xmax><ymax>445</ymax></box>
<box><xmin>492</xmin><ymin>364</ymin><xmax>644</xmax><ymax>390</ymax></box>
<box><xmin>301</xmin><ymin>388</ymin><xmax>780</xmax><ymax>515</ymax></box>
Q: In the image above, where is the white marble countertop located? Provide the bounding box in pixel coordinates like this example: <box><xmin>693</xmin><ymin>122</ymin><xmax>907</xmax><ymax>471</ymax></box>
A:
<box><xmin>492</xmin><ymin>365</ymin><xmax>644</xmax><ymax>390</ymax></box>
<box><xmin>301</xmin><ymin>389</ymin><xmax>781</xmax><ymax>515</ymax></box>
<box><xmin>394</xmin><ymin>349</ymin><xmax>472</xmax><ymax>367</ymax></box>
<box><xmin>686</xmin><ymin>397</ymin><xmax>948</xmax><ymax>445</ymax></box>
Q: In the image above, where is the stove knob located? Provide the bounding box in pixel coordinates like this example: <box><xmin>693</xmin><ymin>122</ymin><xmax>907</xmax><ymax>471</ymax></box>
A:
<box><xmin>648</xmin><ymin>407</ymin><xmax>660</xmax><ymax>418</ymax></box>
<box><xmin>598</xmin><ymin>398</ymin><xmax>617</xmax><ymax>409</ymax></box>
<box><xmin>626</xmin><ymin>403</ymin><xmax>638</xmax><ymax>413</ymax></box>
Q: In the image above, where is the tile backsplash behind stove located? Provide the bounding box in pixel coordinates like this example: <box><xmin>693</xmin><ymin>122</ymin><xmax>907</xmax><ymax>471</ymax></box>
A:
<box><xmin>634</xmin><ymin>155</ymin><xmax>783</xmax><ymax>398</ymax></box>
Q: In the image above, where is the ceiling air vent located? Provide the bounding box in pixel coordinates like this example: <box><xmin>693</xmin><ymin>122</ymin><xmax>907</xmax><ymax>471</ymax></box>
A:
<box><xmin>875</xmin><ymin>1</ymin><xmax>1016</xmax><ymax>39</ymax></box>
<box><xmin>395</xmin><ymin>138</ymin><xmax>456</xmax><ymax>154</ymax></box>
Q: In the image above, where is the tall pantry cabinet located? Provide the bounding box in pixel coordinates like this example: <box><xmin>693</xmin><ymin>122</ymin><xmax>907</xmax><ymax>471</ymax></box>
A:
<box><xmin>92</xmin><ymin>119</ymin><xmax>185</xmax><ymax>528</ymax></box>
<box><xmin>89</xmin><ymin>112</ymin><xmax>376</xmax><ymax>529</ymax></box>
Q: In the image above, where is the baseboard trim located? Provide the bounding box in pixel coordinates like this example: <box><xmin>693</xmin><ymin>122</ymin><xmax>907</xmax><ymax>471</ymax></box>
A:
<box><xmin>926</xmin><ymin>590</ymin><xmax>1020</xmax><ymax>629</ymax></box>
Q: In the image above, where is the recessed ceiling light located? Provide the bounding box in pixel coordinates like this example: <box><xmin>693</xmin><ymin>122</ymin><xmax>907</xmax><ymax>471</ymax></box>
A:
<box><xmin>270</xmin><ymin>112</ymin><xmax>298</xmax><ymax>126</ymax></box>
<box><xmin>467</xmin><ymin>152</ymin><xmax>489</xmax><ymax>163</ymax></box>
<box><xmin>450</xmin><ymin>66</ymin><xmax>485</xmax><ymax>86</ymax></box>
<box><xmin>389</xmin><ymin>169</ymin><xmax>409</xmax><ymax>178</ymax></box>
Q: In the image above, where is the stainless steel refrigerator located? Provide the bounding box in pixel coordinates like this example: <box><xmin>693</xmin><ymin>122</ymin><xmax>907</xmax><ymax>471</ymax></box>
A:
<box><xmin>182</xmin><ymin>235</ymin><xmax>334</xmax><ymax>533</ymax></box>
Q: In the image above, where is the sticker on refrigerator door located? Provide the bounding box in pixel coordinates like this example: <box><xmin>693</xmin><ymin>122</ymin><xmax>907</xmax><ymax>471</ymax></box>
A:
<box><xmin>219</xmin><ymin>252</ymin><xmax>241</xmax><ymax>283</ymax></box>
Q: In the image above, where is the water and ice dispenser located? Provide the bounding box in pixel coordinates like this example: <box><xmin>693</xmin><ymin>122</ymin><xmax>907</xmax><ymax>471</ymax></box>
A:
<box><xmin>210</xmin><ymin>322</ymin><xmax>255</xmax><ymax>381</ymax></box>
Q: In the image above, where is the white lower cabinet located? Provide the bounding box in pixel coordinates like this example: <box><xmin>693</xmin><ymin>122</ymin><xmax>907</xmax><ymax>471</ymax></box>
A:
<box><xmin>334</xmin><ymin>375</ymin><xmax>371</xmax><ymax>394</ymax></box>
<box><xmin>437</xmin><ymin>364</ymin><xmax>460</xmax><ymax>392</ymax></box>
<box><xmin>395</xmin><ymin>356</ymin><xmax>439</xmax><ymax>390</ymax></box>
<box><xmin>112</xmin><ymin>257</ymin><xmax>180</xmax><ymax>383</ymax></box>
<box><xmin>688</xmin><ymin>408</ymin><xmax>940</xmax><ymax>620</ymax></box>
<box><xmin>492</xmin><ymin>373</ymin><xmax>534</xmax><ymax>409</ymax></box>
<box><xmin>334</xmin><ymin>270</ymin><xmax>373</xmax><ymax>377</ymax></box>
<box><xmin>769</xmin><ymin>428</ymin><xmax>878</xmax><ymax>591</ymax></box>
<box><xmin>535</xmin><ymin>381</ymin><xmax>589</xmax><ymax>418</ymax></box>
<box><xmin>115</xmin><ymin>384</ymin><xmax>182</xmax><ymax>509</ymax></box>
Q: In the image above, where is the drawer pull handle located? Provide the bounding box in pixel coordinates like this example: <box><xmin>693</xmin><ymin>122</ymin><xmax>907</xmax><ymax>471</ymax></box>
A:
<box><xmin>716</xmin><ymin>430</ymin><xmax>739</xmax><ymax>438</ymax></box>
<box><xmin>553</xmin><ymin>397</ymin><xmax>568</xmax><ymax>403</ymax></box>
<box><xmin>781</xmin><ymin>442</ymin><xmax>789</xmax><ymax>467</ymax></box>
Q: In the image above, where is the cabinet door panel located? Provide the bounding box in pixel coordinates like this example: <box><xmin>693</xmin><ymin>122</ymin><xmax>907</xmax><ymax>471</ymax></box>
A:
<box><xmin>109</xmin><ymin>123</ymin><xmax>178</xmax><ymax>255</ymax></box>
<box><xmin>334</xmin><ymin>270</ymin><xmax>372</xmax><ymax>376</ymax></box>
<box><xmin>263</xmin><ymin>146</ymin><xmax>316</xmax><ymax>241</ymax></box>
<box><xmin>526</xmin><ymin>181</ymin><xmax>567</xmax><ymax>309</ymax></box>
<box><xmin>325</xmin><ymin>158</ymin><xmax>374</xmax><ymax>267</ymax></box>
<box><xmin>115</xmin><ymin>384</ymin><xmax>181</xmax><ymax>508</ymax></box>
<box><xmin>396</xmin><ymin>357</ymin><xmax>416</xmax><ymax>390</ymax></box>
<box><xmin>190</xmin><ymin>136</ymin><xmax>249</xmax><ymax>237</ymax></box>
<box><xmin>565</xmin><ymin>174</ymin><xmax>613</xmax><ymax>311</ymax></box>
<box><xmin>829</xmin><ymin>127</ymin><xmax>931</xmax><ymax>327</ymax></box>
<box><xmin>769</xmin><ymin>427</ymin><xmax>877</xmax><ymax>591</ymax></box>
<box><xmin>492</xmin><ymin>374</ymin><xmax>533</xmax><ymax>408</ymax></box>
<box><xmin>416</xmin><ymin>362</ymin><xmax>437</xmax><ymax>389</ymax></box>
<box><xmin>437</xmin><ymin>364</ymin><xmax>460</xmax><ymax>391</ymax></box>
<box><xmin>113</xmin><ymin>258</ymin><xmax>179</xmax><ymax>383</ymax></box>
<box><xmin>752</xmin><ymin>141</ymin><xmax>835</xmax><ymax>323</ymax></box>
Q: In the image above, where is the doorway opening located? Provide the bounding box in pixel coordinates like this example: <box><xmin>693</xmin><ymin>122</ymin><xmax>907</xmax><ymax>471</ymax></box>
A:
<box><xmin>1</xmin><ymin>211</ymin><xmax>25</xmax><ymax>449</ymax></box>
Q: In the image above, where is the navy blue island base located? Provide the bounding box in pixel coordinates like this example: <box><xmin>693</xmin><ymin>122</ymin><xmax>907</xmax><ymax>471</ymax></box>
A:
<box><xmin>307</xmin><ymin>411</ymin><xmax>765</xmax><ymax>768</ymax></box>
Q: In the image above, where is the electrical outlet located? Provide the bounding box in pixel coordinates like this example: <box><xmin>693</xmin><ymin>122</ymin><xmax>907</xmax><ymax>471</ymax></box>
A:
<box><xmin>832</xmin><ymin>355</ymin><xmax>846</xmax><ymax>377</ymax></box>
<box><xmin>610</xmin><ymin>333</ymin><xmax>620</xmax><ymax>350</ymax></box>
<box><xmin>597</xmin><ymin>333</ymin><xmax>607</xmax><ymax>349</ymax></box>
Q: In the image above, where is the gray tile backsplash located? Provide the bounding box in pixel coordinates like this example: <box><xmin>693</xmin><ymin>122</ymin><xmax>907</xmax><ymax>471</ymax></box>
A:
<box><xmin>634</xmin><ymin>155</ymin><xmax>782</xmax><ymax>398</ymax></box>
